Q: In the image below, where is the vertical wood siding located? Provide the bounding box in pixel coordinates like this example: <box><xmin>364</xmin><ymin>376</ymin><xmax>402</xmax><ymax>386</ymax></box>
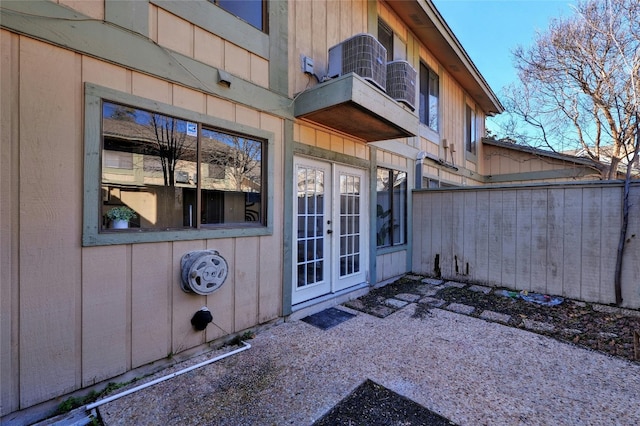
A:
<box><xmin>0</xmin><ymin>32</ymin><xmax>284</xmax><ymax>414</ymax></box>
<box><xmin>18</xmin><ymin>38</ymin><xmax>83</xmax><ymax>407</ymax></box>
<box><xmin>376</xmin><ymin>250</ymin><xmax>407</xmax><ymax>282</ymax></box>
<box><xmin>1</xmin><ymin>30</ymin><xmax>21</xmax><ymax>416</ymax></box>
<box><xmin>290</xmin><ymin>0</ymin><xmax>369</xmax><ymax>96</ymax></box>
<box><xmin>413</xmin><ymin>183</ymin><xmax>640</xmax><ymax>309</ymax></box>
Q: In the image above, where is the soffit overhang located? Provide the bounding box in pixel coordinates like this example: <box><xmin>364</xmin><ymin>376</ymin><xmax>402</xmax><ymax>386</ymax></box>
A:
<box><xmin>386</xmin><ymin>0</ymin><xmax>504</xmax><ymax>116</ymax></box>
<box><xmin>294</xmin><ymin>73</ymin><xmax>418</xmax><ymax>142</ymax></box>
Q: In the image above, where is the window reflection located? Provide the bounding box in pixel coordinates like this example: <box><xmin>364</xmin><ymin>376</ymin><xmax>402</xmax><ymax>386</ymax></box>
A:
<box><xmin>215</xmin><ymin>0</ymin><xmax>266</xmax><ymax>32</ymax></box>
<box><xmin>101</xmin><ymin>101</ymin><xmax>264</xmax><ymax>231</ymax></box>
<box><xmin>376</xmin><ymin>168</ymin><xmax>406</xmax><ymax>247</ymax></box>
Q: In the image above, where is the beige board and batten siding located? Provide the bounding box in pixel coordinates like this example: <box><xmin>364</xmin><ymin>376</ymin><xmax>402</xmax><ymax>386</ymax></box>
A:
<box><xmin>290</xmin><ymin>0</ymin><xmax>369</xmax><ymax>97</ymax></box>
<box><xmin>291</xmin><ymin>0</ymin><xmax>490</xmax><ymax>187</ymax></box>
<box><xmin>149</xmin><ymin>2</ymin><xmax>270</xmax><ymax>89</ymax></box>
<box><xmin>412</xmin><ymin>182</ymin><xmax>640</xmax><ymax>309</ymax></box>
<box><xmin>0</xmin><ymin>29</ymin><xmax>19</xmax><ymax>416</ymax></box>
<box><xmin>295</xmin><ymin>121</ymin><xmax>370</xmax><ymax>161</ymax></box>
<box><xmin>3</xmin><ymin>35</ymin><xmax>84</xmax><ymax>409</ymax></box>
<box><xmin>483</xmin><ymin>143</ymin><xmax>602</xmax><ymax>183</ymax></box>
<box><xmin>0</xmin><ymin>31</ymin><xmax>284</xmax><ymax>415</ymax></box>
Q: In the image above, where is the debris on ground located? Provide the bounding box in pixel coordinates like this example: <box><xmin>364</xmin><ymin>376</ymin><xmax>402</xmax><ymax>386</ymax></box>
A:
<box><xmin>346</xmin><ymin>275</ymin><xmax>640</xmax><ymax>363</ymax></box>
<box><xmin>498</xmin><ymin>289</ymin><xmax>564</xmax><ymax>306</ymax></box>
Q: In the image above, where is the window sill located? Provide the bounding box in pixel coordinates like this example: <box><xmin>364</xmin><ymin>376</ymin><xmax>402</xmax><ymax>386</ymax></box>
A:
<box><xmin>417</xmin><ymin>124</ymin><xmax>439</xmax><ymax>144</ymax></box>
<box><xmin>375</xmin><ymin>244</ymin><xmax>408</xmax><ymax>255</ymax></box>
<box><xmin>83</xmin><ymin>224</ymin><xmax>272</xmax><ymax>247</ymax></box>
<box><xmin>465</xmin><ymin>151</ymin><xmax>478</xmax><ymax>163</ymax></box>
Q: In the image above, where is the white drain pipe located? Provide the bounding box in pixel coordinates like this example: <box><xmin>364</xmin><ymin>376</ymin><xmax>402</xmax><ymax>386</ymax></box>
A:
<box><xmin>85</xmin><ymin>341</ymin><xmax>251</xmax><ymax>411</ymax></box>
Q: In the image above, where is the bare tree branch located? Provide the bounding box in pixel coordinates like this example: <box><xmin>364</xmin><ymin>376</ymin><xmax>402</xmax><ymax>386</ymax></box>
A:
<box><xmin>501</xmin><ymin>0</ymin><xmax>639</xmax><ymax>180</ymax></box>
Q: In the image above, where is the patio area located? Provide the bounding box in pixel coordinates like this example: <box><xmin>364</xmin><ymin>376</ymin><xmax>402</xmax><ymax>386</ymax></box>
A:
<box><xmin>91</xmin><ymin>277</ymin><xmax>640</xmax><ymax>426</ymax></box>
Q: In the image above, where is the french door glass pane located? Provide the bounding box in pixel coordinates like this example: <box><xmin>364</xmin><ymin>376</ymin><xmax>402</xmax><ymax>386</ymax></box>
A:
<box><xmin>392</xmin><ymin>171</ymin><xmax>407</xmax><ymax>245</ymax></box>
<box><xmin>296</xmin><ymin>166</ymin><xmax>325</xmax><ymax>288</ymax></box>
<box><xmin>339</xmin><ymin>174</ymin><xmax>361</xmax><ymax>278</ymax></box>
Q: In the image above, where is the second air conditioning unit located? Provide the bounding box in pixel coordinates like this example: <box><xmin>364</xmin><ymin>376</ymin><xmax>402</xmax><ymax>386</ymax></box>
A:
<box><xmin>386</xmin><ymin>60</ymin><xmax>416</xmax><ymax>110</ymax></box>
<box><xmin>328</xmin><ymin>33</ymin><xmax>387</xmax><ymax>92</ymax></box>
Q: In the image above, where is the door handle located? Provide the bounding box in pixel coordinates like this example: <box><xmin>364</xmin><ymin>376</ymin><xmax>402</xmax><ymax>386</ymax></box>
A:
<box><xmin>327</xmin><ymin>229</ymin><xmax>333</xmax><ymax>234</ymax></box>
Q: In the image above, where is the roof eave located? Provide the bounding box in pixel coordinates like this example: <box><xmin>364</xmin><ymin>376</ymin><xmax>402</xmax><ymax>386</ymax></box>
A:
<box><xmin>386</xmin><ymin>0</ymin><xmax>504</xmax><ymax>116</ymax></box>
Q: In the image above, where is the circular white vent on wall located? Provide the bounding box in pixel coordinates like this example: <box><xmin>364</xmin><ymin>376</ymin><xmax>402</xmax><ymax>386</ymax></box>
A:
<box><xmin>180</xmin><ymin>250</ymin><xmax>229</xmax><ymax>295</ymax></box>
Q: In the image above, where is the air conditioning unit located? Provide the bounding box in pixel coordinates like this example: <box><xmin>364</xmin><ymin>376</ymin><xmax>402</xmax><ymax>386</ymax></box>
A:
<box><xmin>386</xmin><ymin>60</ymin><xmax>416</xmax><ymax>110</ymax></box>
<box><xmin>175</xmin><ymin>171</ymin><xmax>190</xmax><ymax>184</ymax></box>
<box><xmin>328</xmin><ymin>33</ymin><xmax>387</xmax><ymax>92</ymax></box>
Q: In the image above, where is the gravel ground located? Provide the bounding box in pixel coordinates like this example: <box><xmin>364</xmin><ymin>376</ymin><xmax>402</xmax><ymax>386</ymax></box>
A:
<box><xmin>347</xmin><ymin>276</ymin><xmax>640</xmax><ymax>363</ymax></box>
<box><xmin>98</xmin><ymin>295</ymin><xmax>640</xmax><ymax>425</ymax></box>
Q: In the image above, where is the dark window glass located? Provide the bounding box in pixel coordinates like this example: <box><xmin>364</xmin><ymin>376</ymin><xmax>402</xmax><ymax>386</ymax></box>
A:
<box><xmin>101</xmin><ymin>101</ymin><xmax>264</xmax><ymax>231</ymax></box>
<box><xmin>419</xmin><ymin>63</ymin><xmax>439</xmax><ymax>131</ymax></box>
<box><xmin>376</xmin><ymin>168</ymin><xmax>407</xmax><ymax>248</ymax></box>
<box><xmin>378</xmin><ymin>19</ymin><xmax>393</xmax><ymax>62</ymax></box>
<box><xmin>216</xmin><ymin>0</ymin><xmax>266</xmax><ymax>32</ymax></box>
<box><xmin>466</xmin><ymin>104</ymin><xmax>477</xmax><ymax>154</ymax></box>
<box><xmin>200</xmin><ymin>128</ymin><xmax>263</xmax><ymax>224</ymax></box>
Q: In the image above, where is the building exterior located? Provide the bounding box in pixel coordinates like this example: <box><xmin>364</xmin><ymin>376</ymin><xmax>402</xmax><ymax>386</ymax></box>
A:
<box><xmin>1</xmin><ymin>0</ymin><xmax>507</xmax><ymax>420</ymax></box>
<box><xmin>481</xmin><ymin>138</ymin><xmax>604</xmax><ymax>184</ymax></box>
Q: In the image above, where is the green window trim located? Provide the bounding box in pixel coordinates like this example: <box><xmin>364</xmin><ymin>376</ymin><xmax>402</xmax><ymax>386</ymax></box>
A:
<box><xmin>83</xmin><ymin>83</ymin><xmax>274</xmax><ymax>246</ymax></box>
<box><xmin>375</xmin><ymin>167</ymin><xmax>407</xmax><ymax>248</ymax></box>
<box><xmin>419</xmin><ymin>62</ymin><xmax>439</xmax><ymax>132</ymax></box>
<box><xmin>151</xmin><ymin>0</ymin><xmax>269</xmax><ymax>58</ymax></box>
<box><xmin>465</xmin><ymin>103</ymin><xmax>478</xmax><ymax>162</ymax></box>
<box><xmin>213</xmin><ymin>0</ymin><xmax>268</xmax><ymax>33</ymax></box>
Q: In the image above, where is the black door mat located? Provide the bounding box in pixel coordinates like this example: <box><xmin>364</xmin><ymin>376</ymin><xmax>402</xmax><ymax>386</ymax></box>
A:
<box><xmin>301</xmin><ymin>307</ymin><xmax>356</xmax><ymax>330</ymax></box>
<box><xmin>313</xmin><ymin>379</ymin><xmax>457</xmax><ymax>426</ymax></box>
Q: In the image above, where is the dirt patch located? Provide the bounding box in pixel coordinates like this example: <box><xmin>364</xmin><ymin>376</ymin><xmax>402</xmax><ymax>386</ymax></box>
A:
<box><xmin>345</xmin><ymin>276</ymin><xmax>640</xmax><ymax>364</ymax></box>
<box><xmin>313</xmin><ymin>379</ymin><xmax>456</xmax><ymax>426</ymax></box>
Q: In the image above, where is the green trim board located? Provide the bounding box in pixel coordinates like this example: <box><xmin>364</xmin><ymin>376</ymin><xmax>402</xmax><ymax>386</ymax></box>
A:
<box><xmin>282</xmin><ymin>120</ymin><xmax>295</xmax><ymax>315</ymax></box>
<box><xmin>369</xmin><ymin>146</ymin><xmax>379</xmax><ymax>288</ymax></box>
<box><xmin>106</xmin><ymin>0</ymin><xmax>149</xmax><ymax>36</ymax></box>
<box><xmin>485</xmin><ymin>168</ymin><xmax>600</xmax><ymax>183</ymax></box>
<box><xmin>372</xmin><ymin>145</ymin><xmax>415</xmax><ymax>273</ymax></box>
<box><xmin>367</xmin><ymin>0</ymin><xmax>378</xmax><ymax>34</ymax></box>
<box><xmin>266</xmin><ymin>0</ymin><xmax>289</xmax><ymax>96</ymax></box>
<box><xmin>292</xmin><ymin>143</ymin><xmax>371</xmax><ymax>171</ymax></box>
<box><xmin>0</xmin><ymin>0</ymin><xmax>292</xmax><ymax>119</ymax></box>
<box><xmin>151</xmin><ymin>0</ymin><xmax>269</xmax><ymax>59</ymax></box>
<box><xmin>413</xmin><ymin>179</ymin><xmax>633</xmax><ymax>193</ymax></box>
<box><xmin>83</xmin><ymin>83</ymin><xmax>276</xmax><ymax>246</ymax></box>
<box><xmin>152</xmin><ymin>0</ymin><xmax>289</xmax><ymax>96</ymax></box>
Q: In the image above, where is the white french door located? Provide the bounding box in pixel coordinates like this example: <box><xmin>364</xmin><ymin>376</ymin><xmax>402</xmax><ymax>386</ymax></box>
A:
<box><xmin>292</xmin><ymin>157</ymin><xmax>368</xmax><ymax>305</ymax></box>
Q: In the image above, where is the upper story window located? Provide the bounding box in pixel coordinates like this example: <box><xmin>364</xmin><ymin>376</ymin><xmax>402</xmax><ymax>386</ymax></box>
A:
<box><xmin>378</xmin><ymin>19</ymin><xmax>393</xmax><ymax>62</ymax></box>
<box><xmin>376</xmin><ymin>168</ymin><xmax>407</xmax><ymax>248</ymax></box>
<box><xmin>465</xmin><ymin>104</ymin><xmax>477</xmax><ymax>156</ymax></box>
<box><xmin>101</xmin><ymin>101</ymin><xmax>265</xmax><ymax>232</ymax></box>
<box><xmin>212</xmin><ymin>0</ymin><xmax>267</xmax><ymax>32</ymax></box>
<box><xmin>419</xmin><ymin>62</ymin><xmax>439</xmax><ymax>132</ymax></box>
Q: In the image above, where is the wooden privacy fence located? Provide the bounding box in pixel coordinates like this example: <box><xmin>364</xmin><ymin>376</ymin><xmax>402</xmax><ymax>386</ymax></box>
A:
<box><xmin>412</xmin><ymin>181</ymin><xmax>640</xmax><ymax>309</ymax></box>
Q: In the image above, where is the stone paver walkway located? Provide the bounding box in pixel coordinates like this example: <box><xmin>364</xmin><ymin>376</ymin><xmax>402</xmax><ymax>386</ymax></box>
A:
<box><xmin>344</xmin><ymin>275</ymin><xmax>640</xmax><ymax>355</ymax></box>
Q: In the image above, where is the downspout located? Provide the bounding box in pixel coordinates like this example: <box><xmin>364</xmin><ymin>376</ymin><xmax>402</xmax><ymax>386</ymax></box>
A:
<box><xmin>85</xmin><ymin>341</ymin><xmax>251</xmax><ymax>413</ymax></box>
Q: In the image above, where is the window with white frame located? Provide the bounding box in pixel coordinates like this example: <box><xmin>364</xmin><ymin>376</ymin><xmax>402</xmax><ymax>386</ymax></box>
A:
<box><xmin>419</xmin><ymin>62</ymin><xmax>439</xmax><ymax>132</ymax></box>
<box><xmin>101</xmin><ymin>101</ymin><xmax>265</xmax><ymax>231</ymax></box>
<box><xmin>212</xmin><ymin>0</ymin><xmax>267</xmax><ymax>32</ymax></box>
<box><xmin>376</xmin><ymin>168</ymin><xmax>407</xmax><ymax>247</ymax></box>
<box><xmin>465</xmin><ymin>104</ymin><xmax>477</xmax><ymax>155</ymax></box>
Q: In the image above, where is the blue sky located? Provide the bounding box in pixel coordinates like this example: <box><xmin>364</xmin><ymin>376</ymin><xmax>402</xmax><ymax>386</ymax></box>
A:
<box><xmin>432</xmin><ymin>0</ymin><xmax>577</xmax><ymax>132</ymax></box>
